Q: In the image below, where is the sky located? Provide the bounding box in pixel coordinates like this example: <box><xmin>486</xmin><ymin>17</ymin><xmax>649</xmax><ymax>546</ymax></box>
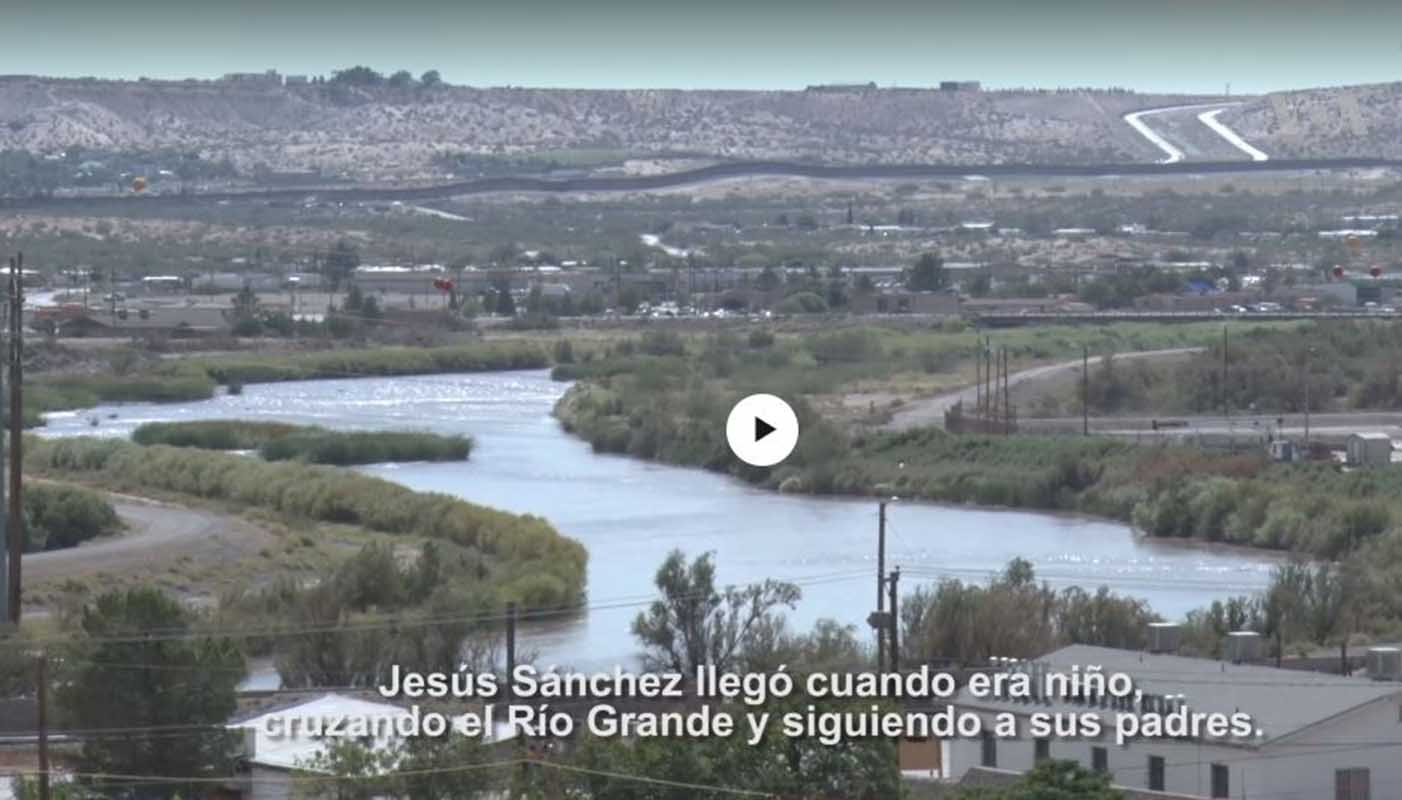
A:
<box><xmin>1</xmin><ymin>0</ymin><xmax>1399</xmax><ymax>94</ymax></box>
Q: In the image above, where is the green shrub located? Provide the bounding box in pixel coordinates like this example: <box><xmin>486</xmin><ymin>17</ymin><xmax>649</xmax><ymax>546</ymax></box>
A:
<box><xmin>133</xmin><ymin>420</ymin><xmax>310</xmax><ymax>451</ymax></box>
<box><xmin>747</xmin><ymin>329</ymin><xmax>776</xmax><ymax>349</ymax></box>
<box><xmin>259</xmin><ymin>431</ymin><xmax>473</xmax><ymax>465</ymax></box>
<box><xmin>778</xmin><ymin>292</ymin><xmax>829</xmax><ymax>314</ymax></box>
<box><xmin>132</xmin><ymin>421</ymin><xmax>472</xmax><ymax>464</ymax></box>
<box><xmin>23</xmin><ymin>483</ymin><xmax>123</xmax><ymax>552</ymax></box>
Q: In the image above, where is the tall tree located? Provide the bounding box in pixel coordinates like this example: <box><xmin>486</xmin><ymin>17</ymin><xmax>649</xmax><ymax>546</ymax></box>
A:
<box><xmin>907</xmin><ymin>251</ymin><xmax>948</xmax><ymax>291</ymax></box>
<box><xmin>631</xmin><ymin>549</ymin><xmax>800</xmax><ymax>673</ymax></box>
<box><xmin>325</xmin><ymin>240</ymin><xmax>361</xmax><ymax>292</ymax></box>
<box><xmin>57</xmin><ymin>587</ymin><xmax>246</xmax><ymax>799</ymax></box>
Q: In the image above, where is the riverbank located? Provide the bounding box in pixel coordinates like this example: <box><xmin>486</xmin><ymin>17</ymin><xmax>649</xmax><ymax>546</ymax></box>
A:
<box><xmin>25</xmin><ymin>435</ymin><xmax>588</xmax><ymax>612</ymax></box>
<box><xmin>553</xmin><ymin>342</ymin><xmax>1393</xmax><ymax>560</ymax></box>
<box><xmin>25</xmin><ymin>340</ymin><xmax>553</xmax><ymax>425</ymax></box>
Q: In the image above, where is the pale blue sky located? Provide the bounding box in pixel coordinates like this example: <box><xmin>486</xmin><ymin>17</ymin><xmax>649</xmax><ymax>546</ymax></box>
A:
<box><xmin>2</xmin><ymin>0</ymin><xmax>1399</xmax><ymax>93</ymax></box>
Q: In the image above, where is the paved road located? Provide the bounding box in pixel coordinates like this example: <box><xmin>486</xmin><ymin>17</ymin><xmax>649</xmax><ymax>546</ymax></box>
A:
<box><xmin>26</xmin><ymin>493</ymin><xmax>270</xmax><ymax>585</ymax></box>
<box><xmin>884</xmin><ymin>348</ymin><xmax>1205</xmax><ymax>431</ymax></box>
<box><xmin>1123</xmin><ymin>102</ymin><xmax>1268</xmax><ymax>163</ymax></box>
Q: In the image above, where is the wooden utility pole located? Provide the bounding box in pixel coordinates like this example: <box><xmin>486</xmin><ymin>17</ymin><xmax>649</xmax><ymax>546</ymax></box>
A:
<box><xmin>1082</xmin><ymin>346</ymin><xmax>1090</xmax><ymax>437</ymax></box>
<box><xmin>876</xmin><ymin>502</ymin><xmax>886</xmax><ymax>671</ymax></box>
<box><xmin>1002</xmin><ymin>347</ymin><xmax>1010</xmax><ymax>435</ymax></box>
<box><xmin>505</xmin><ymin>602</ymin><xmax>528</xmax><ymax>796</ymax></box>
<box><xmin>1304</xmin><ymin>346</ymin><xmax>1313</xmax><ymax>448</ymax></box>
<box><xmin>887</xmin><ymin>567</ymin><xmax>901</xmax><ymax>674</ymax></box>
<box><xmin>37</xmin><ymin>653</ymin><xmax>49</xmax><ymax>800</ymax></box>
<box><xmin>975</xmin><ymin>345</ymin><xmax>982</xmax><ymax>419</ymax></box>
<box><xmin>5</xmin><ymin>254</ymin><xmax>18</xmax><ymax>626</ymax></box>
<box><xmin>1222</xmin><ymin>326</ymin><xmax>1230</xmax><ymax>421</ymax></box>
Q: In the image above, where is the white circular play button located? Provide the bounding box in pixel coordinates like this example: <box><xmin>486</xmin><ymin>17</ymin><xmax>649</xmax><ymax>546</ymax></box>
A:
<box><xmin>726</xmin><ymin>393</ymin><xmax>799</xmax><ymax>467</ymax></box>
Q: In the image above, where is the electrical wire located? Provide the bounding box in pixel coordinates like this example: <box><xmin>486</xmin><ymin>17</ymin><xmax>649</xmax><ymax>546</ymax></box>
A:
<box><xmin>20</xmin><ymin>570</ymin><xmax>872</xmax><ymax>648</ymax></box>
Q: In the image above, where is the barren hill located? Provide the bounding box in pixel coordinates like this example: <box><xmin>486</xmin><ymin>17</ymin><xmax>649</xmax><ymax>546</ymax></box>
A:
<box><xmin>0</xmin><ymin>76</ymin><xmax>1211</xmax><ymax>181</ymax></box>
<box><xmin>1221</xmin><ymin>82</ymin><xmax>1402</xmax><ymax>160</ymax></box>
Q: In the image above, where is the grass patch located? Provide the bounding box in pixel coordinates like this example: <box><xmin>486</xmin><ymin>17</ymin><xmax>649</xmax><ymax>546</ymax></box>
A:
<box><xmin>193</xmin><ymin>341</ymin><xmax>548</xmax><ymax>384</ymax></box>
<box><xmin>132</xmin><ymin>420</ymin><xmax>473</xmax><ymax>465</ymax></box>
<box><xmin>259</xmin><ymin>430</ymin><xmax>472</xmax><ymax>465</ymax></box>
<box><xmin>133</xmin><ymin>420</ymin><xmax>310</xmax><ymax>450</ymax></box>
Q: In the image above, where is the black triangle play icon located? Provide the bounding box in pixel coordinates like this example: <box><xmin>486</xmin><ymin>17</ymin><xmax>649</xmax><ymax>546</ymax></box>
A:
<box><xmin>754</xmin><ymin>417</ymin><xmax>776</xmax><ymax>442</ymax></box>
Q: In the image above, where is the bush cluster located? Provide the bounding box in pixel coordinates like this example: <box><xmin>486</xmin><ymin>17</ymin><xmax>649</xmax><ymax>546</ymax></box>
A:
<box><xmin>28</xmin><ymin>437</ymin><xmax>586</xmax><ymax>610</ymax></box>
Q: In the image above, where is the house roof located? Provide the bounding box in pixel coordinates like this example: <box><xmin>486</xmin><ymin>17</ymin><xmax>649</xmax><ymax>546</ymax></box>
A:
<box><xmin>956</xmin><ymin>644</ymin><xmax>1402</xmax><ymax>746</ymax></box>
<box><xmin>229</xmin><ymin>693</ymin><xmax>516</xmax><ymax>773</ymax></box>
<box><xmin>1351</xmin><ymin>432</ymin><xmax>1393</xmax><ymax>441</ymax></box>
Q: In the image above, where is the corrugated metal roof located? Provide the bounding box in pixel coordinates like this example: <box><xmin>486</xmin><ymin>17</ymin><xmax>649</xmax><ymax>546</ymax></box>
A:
<box><xmin>956</xmin><ymin>644</ymin><xmax>1402</xmax><ymax>745</ymax></box>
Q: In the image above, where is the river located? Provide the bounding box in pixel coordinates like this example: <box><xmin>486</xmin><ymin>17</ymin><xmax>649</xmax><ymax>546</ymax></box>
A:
<box><xmin>39</xmin><ymin>370</ymin><xmax>1278</xmax><ymax>669</ymax></box>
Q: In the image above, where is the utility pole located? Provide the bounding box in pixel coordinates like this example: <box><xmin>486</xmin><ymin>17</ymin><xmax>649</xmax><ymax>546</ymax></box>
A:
<box><xmin>1002</xmin><ymin>347</ymin><xmax>1010</xmax><ymax>435</ymax></box>
<box><xmin>1082</xmin><ymin>346</ymin><xmax>1090</xmax><ymax>437</ymax></box>
<box><xmin>975</xmin><ymin>344</ymin><xmax>982</xmax><ymax>419</ymax></box>
<box><xmin>876</xmin><ymin>502</ymin><xmax>886</xmax><ymax>672</ymax></box>
<box><xmin>505</xmin><ymin>602</ymin><xmax>528</xmax><ymax>797</ymax></box>
<box><xmin>37</xmin><ymin>653</ymin><xmax>49</xmax><ymax>800</ymax></box>
<box><xmin>7</xmin><ymin>255</ymin><xmax>20</xmax><ymax>627</ymax></box>
<box><xmin>1304</xmin><ymin>346</ymin><xmax>1313</xmax><ymax>449</ymax></box>
<box><xmin>0</xmin><ymin>262</ymin><xmax>6</xmax><ymax>627</ymax></box>
<box><xmin>887</xmin><ymin>567</ymin><xmax>901</xmax><ymax>674</ymax></box>
<box><xmin>1222</xmin><ymin>325</ymin><xmax>1230</xmax><ymax>423</ymax></box>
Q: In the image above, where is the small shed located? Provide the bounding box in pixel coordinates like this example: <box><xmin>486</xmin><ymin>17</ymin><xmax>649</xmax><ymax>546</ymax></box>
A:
<box><xmin>1347</xmin><ymin>432</ymin><xmax>1393</xmax><ymax>467</ymax></box>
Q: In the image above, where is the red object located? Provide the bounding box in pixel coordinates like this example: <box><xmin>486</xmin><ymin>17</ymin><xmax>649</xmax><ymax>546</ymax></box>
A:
<box><xmin>1332</xmin><ymin>265</ymin><xmax>1345</xmax><ymax>279</ymax></box>
<box><xmin>432</xmin><ymin>278</ymin><xmax>455</xmax><ymax>292</ymax></box>
<box><xmin>1371</xmin><ymin>266</ymin><xmax>1383</xmax><ymax>278</ymax></box>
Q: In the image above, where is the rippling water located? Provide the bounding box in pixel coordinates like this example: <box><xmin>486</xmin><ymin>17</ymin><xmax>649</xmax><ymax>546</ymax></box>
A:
<box><xmin>41</xmin><ymin>370</ymin><xmax>1279</xmax><ymax>668</ymax></box>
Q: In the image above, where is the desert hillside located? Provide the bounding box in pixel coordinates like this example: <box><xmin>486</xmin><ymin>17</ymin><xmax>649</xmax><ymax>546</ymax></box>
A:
<box><xmin>1222</xmin><ymin>82</ymin><xmax>1402</xmax><ymax>160</ymax></box>
<box><xmin>0</xmin><ymin>76</ymin><xmax>1207</xmax><ymax>180</ymax></box>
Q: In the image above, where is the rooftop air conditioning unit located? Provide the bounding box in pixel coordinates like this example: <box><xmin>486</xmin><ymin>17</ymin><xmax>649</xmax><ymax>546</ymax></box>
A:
<box><xmin>1368</xmin><ymin>647</ymin><xmax>1402</xmax><ymax>681</ymax></box>
<box><xmin>1148</xmin><ymin>622</ymin><xmax>1181</xmax><ymax>654</ymax></box>
<box><xmin>1226</xmin><ymin>631</ymin><xmax>1262</xmax><ymax>664</ymax></box>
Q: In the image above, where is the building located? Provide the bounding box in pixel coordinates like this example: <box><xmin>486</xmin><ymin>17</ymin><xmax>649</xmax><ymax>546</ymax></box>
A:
<box><xmin>1347</xmin><ymin>432</ymin><xmax>1393</xmax><ymax>467</ymax></box>
<box><xmin>947</xmin><ymin>642</ymin><xmax>1402</xmax><ymax>800</ymax></box>
<box><xmin>940</xmin><ymin>80</ymin><xmax>982</xmax><ymax>91</ymax></box>
<box><xmin>228</xmin><ymin>693</ymin><xmax>515</xmax><ymax>800</ymax></box>
<box><xmin>30</xmin><ymin>305</ymin><xmax>232</xmax><ymax>338</ymax></box>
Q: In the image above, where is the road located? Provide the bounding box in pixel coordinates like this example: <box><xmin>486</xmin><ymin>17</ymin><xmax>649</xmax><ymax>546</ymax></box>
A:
<box><xmin>1123</xmin><ymin>102</ymin><xmax>1268</xmax><ymax>163</ymax></box>
<box><xmin>1022</xmin><ymin>412</ymin><xmax>1402</xmax><ymax>440</ymax></box>
<box><xmin>25</xmin><ymin>493</ymin><xmax>271</xmax><ymax>586</ymax></box>
<box><xmin>884</xmin><ymin>347</ymin><xmax>1402</xmax><ymax>441</ymax></box>
<box><xmin>884</xmin><ymin>348</ymin><xmax>1204</xmax><ymax>431</ymax></box>
<box><xmin>7</xmin><ymin>155</ymin><xmax>1396</xmax><ymax>213</ymax></box>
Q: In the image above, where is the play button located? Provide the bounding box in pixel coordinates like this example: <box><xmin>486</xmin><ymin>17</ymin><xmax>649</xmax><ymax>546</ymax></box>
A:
<box><xmin>755</xmin><ymin>417</ymin><xmax>776</xmax><ymax>442</ymax></box>
<box><xmin>726</xmin><ymin>394</ymin><xmax>799</xmax><ymax>467</ymax></box>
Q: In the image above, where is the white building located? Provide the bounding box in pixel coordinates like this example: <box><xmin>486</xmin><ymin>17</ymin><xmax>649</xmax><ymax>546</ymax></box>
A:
<box><xmin>947</xmin><ymin>643</ymin><xmax>1402</xmax><ymax>800</ymax></box>
<box><xmin>228</xmin><ymin>693</ymin><xmax>515</xmax><ymax>800</ymax></box>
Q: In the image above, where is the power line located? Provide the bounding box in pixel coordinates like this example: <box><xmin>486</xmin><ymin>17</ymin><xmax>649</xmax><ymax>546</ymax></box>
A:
<box><xmin>21</xmin><ymin>570</ymin><xmax>872</xmax><ymax>648</ymax></box>
<box><xmin>8</xmin><ymin>757</ymin><xmax>779</xmax><ymax>797</ymax></box>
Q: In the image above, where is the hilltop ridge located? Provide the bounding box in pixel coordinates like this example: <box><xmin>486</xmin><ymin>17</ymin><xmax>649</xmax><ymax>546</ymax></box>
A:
<box><xmin>0</xmin><ymin>75</ymin><xmax>1205</xmax><ymax>180</ymax></box>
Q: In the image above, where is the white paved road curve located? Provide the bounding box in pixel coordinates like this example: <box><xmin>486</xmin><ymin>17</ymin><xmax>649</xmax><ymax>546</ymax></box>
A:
<box><xmin>1123</xmin><ymin>102</ymin><xmax>1269</xmax><ymax>164</ymax></box>
<box><xmin>1197</xmin><ymin>107</ymin><xmax>1270</xmax><ymax>161</ymax></box>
